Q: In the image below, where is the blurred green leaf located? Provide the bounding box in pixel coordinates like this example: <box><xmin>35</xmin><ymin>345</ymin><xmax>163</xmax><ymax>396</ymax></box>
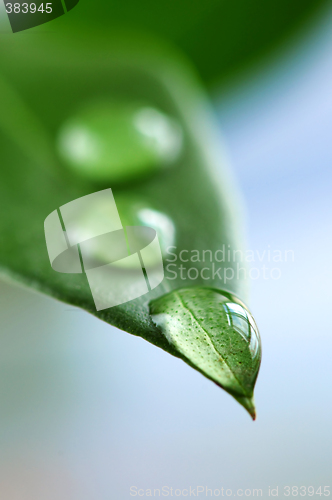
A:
<box><xmin>0</xmin><ymin>35</ymin><xmax>260</xmax><ymax>415</ymax></box>
<box><xmin>61</xmin><ymin>0</ymin><xmax>329</xmax><ymax>85</ymax></box>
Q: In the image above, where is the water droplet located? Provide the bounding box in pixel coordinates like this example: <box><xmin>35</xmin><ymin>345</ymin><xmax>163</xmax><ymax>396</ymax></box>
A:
<box><xmin>69</xmin><ymin>191</ymin><xmax>176</xmax><ymax>269</ymax></box>
<box><xmin>57</xmin><ymin>101</ymin><xmax>183</xmax><ymax>183</ymax></box>
<box><xmin>149</xmin><ymin>286</ymin><xmax>261</xmax><ymax>420</ymax></box>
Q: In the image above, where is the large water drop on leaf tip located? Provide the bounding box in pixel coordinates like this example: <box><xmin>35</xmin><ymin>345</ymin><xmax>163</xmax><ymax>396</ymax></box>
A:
<box><xmin>57</xmin><ymin>101</ymin><xmax>183</xmax><ymax>183</ymax></box>
<box><xmin>149</xmin><ymin>287</ymin><xmax>261</xmax><ymax>419</ymax></box>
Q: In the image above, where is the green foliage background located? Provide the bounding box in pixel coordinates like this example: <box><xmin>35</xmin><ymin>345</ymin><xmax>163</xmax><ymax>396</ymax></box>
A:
<box><xmin>64</xmin><ymin>0</ymin><xmax>329</xmax><ymax>85</ymax></box>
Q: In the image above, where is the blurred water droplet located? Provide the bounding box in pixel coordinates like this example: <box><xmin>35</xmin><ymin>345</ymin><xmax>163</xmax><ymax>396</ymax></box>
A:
<box><xmin>57</xmin><ymin>101</ymin><xmax>183</xmax><ymax>183</ymax></box>
<box><xmin>71</xmin><ymin>191</ymin><xmax>176</xmax><ymax>270</ymax></box>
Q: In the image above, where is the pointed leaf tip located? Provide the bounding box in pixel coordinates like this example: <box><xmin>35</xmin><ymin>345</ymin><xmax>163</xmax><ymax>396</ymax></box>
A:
<box><xmin>233</xmin><ymin>394</ymin><xmax>257</xmax><ymax>420</ymax></box>
<box><xmin>150</xmin><ymin>287</ymin><xmax>261</xmax><ymax>417</ymax></box>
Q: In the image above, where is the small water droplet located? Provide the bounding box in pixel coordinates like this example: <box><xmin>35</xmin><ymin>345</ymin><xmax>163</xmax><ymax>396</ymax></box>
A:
<box><xmin>57</xmin><ymin>101</ymin><xmax>183</xmax><ymax>183</ymax></box>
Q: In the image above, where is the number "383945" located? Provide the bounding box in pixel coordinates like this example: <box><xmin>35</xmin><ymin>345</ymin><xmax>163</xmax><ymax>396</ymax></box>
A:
<box><xmin>5</xmin><ymin>3</ymin><xmax>53</xmax><ymax>13</ymax></box>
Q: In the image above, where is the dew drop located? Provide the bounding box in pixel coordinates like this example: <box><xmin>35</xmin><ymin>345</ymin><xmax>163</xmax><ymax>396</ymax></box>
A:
<box><xmin>57</xmin><ymin>101</ymin><xmax>183</xmax><ymax>183</ymax></box>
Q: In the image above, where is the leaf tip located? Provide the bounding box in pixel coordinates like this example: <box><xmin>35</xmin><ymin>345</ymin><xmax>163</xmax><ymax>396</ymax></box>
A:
<box><xmin>234</xmin><ymin>394</ymin><xmax>257</xmax><ymax>421</ymax></box>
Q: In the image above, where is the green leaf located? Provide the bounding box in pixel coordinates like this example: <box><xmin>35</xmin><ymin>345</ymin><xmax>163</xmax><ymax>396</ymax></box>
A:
<box><xmin>53</xmin><ymin>0</ymin><xmax>328</xmax><ymax>85</ymax></box>
<box><xmin>0</xmin><ymin>35</ymin><xmax>260</xmax><ymax>416</ymax></box>
<box><xmin>150</xmin><ymin>288</ymin><xmax>261</xmax><ymax>419</ymax></box>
